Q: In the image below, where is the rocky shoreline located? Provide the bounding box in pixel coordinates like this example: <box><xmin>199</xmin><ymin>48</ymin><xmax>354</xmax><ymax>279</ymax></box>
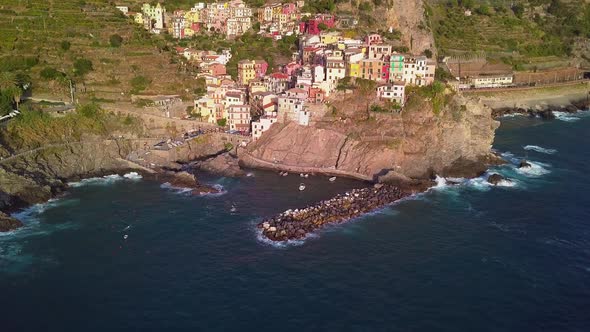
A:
<box><xmin>257</xmin><ymin>184</ymin><xmax>413</xmax><ymax>242</ymax></box>
<box><xmin>492</xmin><ymin>98</ymin><xmax>589</xmax><ymax>119</ymax></box>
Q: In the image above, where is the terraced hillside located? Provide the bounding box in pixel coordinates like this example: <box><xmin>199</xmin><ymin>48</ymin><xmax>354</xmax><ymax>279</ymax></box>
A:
<box><xmin>0</xmin><ymin>0</ymin><xmax>198</xmax><ymax>102</ymax></box>
<box><xmin>427</xmin><ymin>0</ymin><xmax>590</xmax><ymax>69</ymax></box>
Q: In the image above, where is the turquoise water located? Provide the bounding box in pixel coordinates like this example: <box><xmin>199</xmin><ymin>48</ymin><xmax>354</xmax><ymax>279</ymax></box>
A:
<box><xmin>1</xmin><ymin>111</ymin><xmax>590</xmax><ymax>331</ymax></box>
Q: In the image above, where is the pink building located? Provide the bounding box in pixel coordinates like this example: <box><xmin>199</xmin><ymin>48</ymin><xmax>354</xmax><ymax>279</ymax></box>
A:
<box><xmin>299</xmin><ymin>14</ymin><xmax>335</xmax><ymax>35</ymax></box>
<box><xmin>253</xmin><ymin>60</ymin><xmax>269</xmax><ymax>78</ymax></box>
<box><xmin>208</xmin><ymin>63</ymin><xmax>227</xmax><ymax>76</ymax></box>
<box><xmin>381</xmin><ymin>62</ymin><xmax>390</xmax><ymax>82</ymax></box>
<box><xmin>365</xmin><ymin>34</ymin><xmax>383</xmax><ymax>45</ymax></box>
<box><xmin>282</xmin><ymin>3</ymin><xmax>297</xmax><ymax>14</ymax></box>
<box><xmin>284</xmin><ymin>62</ymin><xmax>301</xmax><ymax>75</ymax></box>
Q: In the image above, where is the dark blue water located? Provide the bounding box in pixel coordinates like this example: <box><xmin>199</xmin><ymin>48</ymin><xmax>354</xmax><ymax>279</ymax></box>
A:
<box><xmin>1</xmin><ymin>112</ymin><xmax>590</xmax><ymax>331</ymax></box>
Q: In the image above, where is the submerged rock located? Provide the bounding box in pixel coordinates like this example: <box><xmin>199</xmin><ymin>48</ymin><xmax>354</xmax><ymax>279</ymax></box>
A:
<box><xmin>0</xmin><ymin>212</ymin><xmax>23</xmax><ymax>232</ymax></box>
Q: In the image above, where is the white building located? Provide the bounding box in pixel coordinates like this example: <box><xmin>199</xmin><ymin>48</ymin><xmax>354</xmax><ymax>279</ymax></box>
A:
<box><xmin>470</xmin><ymin>74</ymin><xmax>514</xmax><ymax>89</ymax></box>
<box><xmin>116</xmin><ymin>6</ymin><xmax>129</xmax><ymax>14</ymax></box>
<box><xmin>252</xmin><ymin>116</ymin><xmax>278</xmax><ymax>141</ymax></box>
<box><xmin>376</xmin><ymin>81</ymin><xmax>406</xmax><ymax>106</ymax></box>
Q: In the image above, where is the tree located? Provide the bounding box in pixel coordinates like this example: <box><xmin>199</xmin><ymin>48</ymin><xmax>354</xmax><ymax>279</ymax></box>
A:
<box><xmin>318</xmin><ymin>22</ymin><xmax>328</xmax><ymax>31</ymax></box>
<box><xmin>6</xmin><ymin>85</ymin><xmax>23</xmax><ymax>110</ymax></box>
<box><xmin>424</xmin><ymin>49</ymin><xmax>433</xmax><ymax>59</ymax></box>
<box><xmin>73</xmin><ymin>58</ymin><xmax>93</xmax><ymax>77</ymax></box>
<box><xmin>512</xmin><ymin>3</ymin><xmax>525</xmax><ymax>18</ymax></box>
<box><xmin>217</xmin><ymin>118</ymin><xmax>227</xmax><ymax>127</ymax></box>
<box><xmin>109</xmin><ymin>34</ymin><xmax>123</xmax><ymax>48</ymax></box>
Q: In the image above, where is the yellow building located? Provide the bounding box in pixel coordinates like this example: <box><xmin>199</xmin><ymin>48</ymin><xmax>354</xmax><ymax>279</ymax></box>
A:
<box><xmin>237</xmin><ymin>60</ymin><xmax>256</xmax><ymax>85</ymax></box>
<box><xmin>134</xmin><ymin>12</ymin><xmax>144</xmax><ymax>25</ymax></box>
<box><xmin>349</xmin><ymin>63</ymin><xmax>361</xmax><ymax>78</ymax></box>
<box><xmin>195</xmin><ymin>97</ymin><xmax>217</xmax><ymax>123</ymax></box>
<box><xmin>320</xmin><ymin>32</ymin><xmax>341</xmax><ymax>45</ymax></box>
<box><xmin>184</xmin><ymin>11</ymin><xmax>200</xmax><ymax>24</ymax></box>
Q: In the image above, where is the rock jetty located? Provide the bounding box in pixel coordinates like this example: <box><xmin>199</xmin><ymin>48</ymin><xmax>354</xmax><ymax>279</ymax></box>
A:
<box><xmin>257</xmin><ymin>184</ymin><xmax>409</xmax><ymax>241</ymax></box>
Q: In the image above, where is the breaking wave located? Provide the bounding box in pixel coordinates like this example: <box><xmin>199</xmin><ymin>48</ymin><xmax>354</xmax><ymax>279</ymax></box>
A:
<box><xmin>524</xmin><ymin>145</ymin><xmax>557</xmax><ymax>154</ymax></box>
<box><xmin>514</xmin><ymin>161</ymin><xmax>551</xmax><ymax>177</ymax></box>
<box><xmin>160</xmin><ymin>182</ymin><xmax>193</xmax><ymax>195</ymax></box>
<box><xmin>553</xmin><ymin>111</ymin><xmax>580</xmax><ymax>122</ymax></box>
<box><xmin>123</xmin><ymin>172</ymin><xmax>143</xmax><ymax>180</ymax></box>
<box><xmin>69</xmin><ymin>173</ymin><xmax>143</xmax><ymax>188</ymax></box>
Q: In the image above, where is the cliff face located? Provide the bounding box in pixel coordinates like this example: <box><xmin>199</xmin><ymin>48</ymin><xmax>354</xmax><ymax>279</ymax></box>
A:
<box><xmin>243</xmin><ymin>94</ymin><xmax>499</xmax><ymax>181</ymax></box>
<box><xmin>386</xmin><ymin>0</ymin><xmax>436</xmax><ymax>55</ymax></box>
<box><xmin>0</xmin><ymin>140</ymin><xmax>135</xmax><ymax>211</ymax></box>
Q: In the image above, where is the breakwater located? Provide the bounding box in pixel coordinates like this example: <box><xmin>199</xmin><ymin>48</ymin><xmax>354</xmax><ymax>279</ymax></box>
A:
<box><xmin>257</xmin><ymin>184</ymin><xmax>409</xmax><ymax>241</ymax></box>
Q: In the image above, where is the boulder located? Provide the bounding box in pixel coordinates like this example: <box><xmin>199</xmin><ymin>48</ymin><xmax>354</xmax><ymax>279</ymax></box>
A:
<box><xmin>192</xmin><ymin>153</ymin><xmax>245</xmax><ymax>177</ymax></box>
<box><xmin>519</xmin><ymin>160</ymin><xmax>532</xmax><ymax>169</ymax></box>
<box><xmin>0</xmin><ymin>212</ymin><xmax>23</xmax><ymax>232</ymax></box>
<box><xmin>487</xmin><ymin>173</ymin><xmax>505</xmax><ymax>185</ymax></box>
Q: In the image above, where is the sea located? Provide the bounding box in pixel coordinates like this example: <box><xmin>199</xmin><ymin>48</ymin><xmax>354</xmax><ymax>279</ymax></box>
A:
<box><xmin>1</xmin><ymin>110</ymin><xmax>590</xmax><ymax>331</ymax></box>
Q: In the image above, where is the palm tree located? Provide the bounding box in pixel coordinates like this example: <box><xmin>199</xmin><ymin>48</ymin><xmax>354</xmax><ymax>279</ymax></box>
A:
<box><xmin>4</xmin><ymin>85</ymin><xmax>22</xmax><ymax>111</ymax></box>
<box><xmin>11</xmin><ymin>86</ymin><xmax>23</xmax><ymax>110</ymax></box>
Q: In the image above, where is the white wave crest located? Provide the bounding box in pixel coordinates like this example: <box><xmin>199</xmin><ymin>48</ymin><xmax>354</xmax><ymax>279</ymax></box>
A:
<box><xmin>432</xmin><ymin>175</ymin><xmax>448</xmax><ymax>190</ymax></box>
<box><xmin>160</xmin><ymin>182</ymin><xmax>193</xmax><ymax>195</ymax></box>
<box><xmin>68</xmin><ymin>174</ymin><xmax>124</xmax><ymax>188</ymax></box>
<box><xmin>515</xmin><ymin>161</ymin><xmax>550</xmax><ymax>177</ymax></box>
<box><xmin>553</xmin><ymin>111</ymin><xmax>580</xmax><ymax>122</ymax></box>
<box><xmin>524</xmin><ymin>145</ymin><xmax>557</xmax><ymax>154</ymax></box>
<box><xmin>123</xmin><ymin>172</ymin><xmax>143</xmax><ymax>180</ymax></box>
<box><xmin>200</xmin><ymin>184</ymin><xmax>227</xmax><ymax>197</ymax></box>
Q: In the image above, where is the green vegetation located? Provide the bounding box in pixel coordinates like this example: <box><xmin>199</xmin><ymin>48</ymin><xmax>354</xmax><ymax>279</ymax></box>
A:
<box><xmin>109</xmin><ymin>34</ymin><xmax>123</xmax><ymax>48</ymax></box>
<box><xmin>429</xmin><ymin>0</ymin><xmax>590</xmax><ymax>60</ymax></box>
<box><xmin>2</xmin><ymin>103</ymin><xmax>142</xmax><ymax>151</ymax></box>
<box><xmin>0</xmin><ymin>71</ymin><xmax>29</xmax><ymax>115</ymax></box>
<box><xmin>60</xmin><ymin>40</ymin><xmax>71</xmax><ymax>51</ymax></box>
<box><xmin>130</xmin><ymin>75</ymin><xmax>152</xmax><ymax>93</ymax></box>
<box><xmin>216</xmin><ymin>118</ymin><xmax>227</xmax><ymax>127</ymax></box>
<box><xmin>406</xmin><ymin>82</ymin><xmax>450</xmax><ymax>115</ymax></box>
<box><xmin>73</xmin><ymin>58</ymin><xmax>94</xmax><ymax>77</ymax></box>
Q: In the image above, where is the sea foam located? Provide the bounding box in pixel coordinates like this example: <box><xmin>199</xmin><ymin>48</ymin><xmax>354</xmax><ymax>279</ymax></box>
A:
<box><xmin>524</xmin><ymin>145</ymin><xmax>557</xmax><ymax>154</ymax></box>
<box><xmin>553</xmin><ymin>111</ymin><xmax>580</xmax><ymax>122</ymax></box>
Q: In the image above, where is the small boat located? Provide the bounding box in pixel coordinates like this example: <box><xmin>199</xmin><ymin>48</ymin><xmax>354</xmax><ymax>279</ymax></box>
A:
<box><xmin>123</xmin><ymin>234</ymin><xmax>128</xmax><ymax>240</ymax></box>
<box><xmin>300</xmin><ymin>173</ymin><xmax>305</xmax><ymax>177</ymax></box>
<box><xmin>299</xmin><ymin>183</ymin><xmax>306</xmax><ymax>191</ymax></box>
<box><xmin>329</xmin><ymin>177</ymin><xmax>336</xmax><ymax>182</ymax></box>
<box><xmin>282</xmin><ymin>172</ymin><xmax>289</xmax><ymax>177</ymax></box>
<box><xmin>230</xmin><ymin>204</ymin><xmax>237</xmax><ymax>212</ymax></box>
<box><xmin>304</xmin><ymin>174</ymin><xmax>309</xmax><ymax>178</ymax></box>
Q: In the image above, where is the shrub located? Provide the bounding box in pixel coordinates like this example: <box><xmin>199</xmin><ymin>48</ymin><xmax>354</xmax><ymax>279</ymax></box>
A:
<box><xmin>60</xmin><ymin>40</ymin><xmax>71</xmax><ymax>51</ymax></box>
<box><xmin>73</xmin><ymin>58</ymin><xmax>93</xmax><ymax>77</ymax></box>
<box><xmin>216</xmin><ymin>118</ymin><xmax>227</xmax><ymax>127</ymax></box>
<box><xmin>40</xmin><ymin>67</ymin><xmax>64</xmax><ymax>80</ymax></box>
<box><xmin>130</xmin><ymin>75</ymin><xmax>152</xmax><ymax>93</ymax></box>
<box><xmin>109</xmin><ymin>34</ymin><xmax>123</xmax><ymax>48</ymax></box>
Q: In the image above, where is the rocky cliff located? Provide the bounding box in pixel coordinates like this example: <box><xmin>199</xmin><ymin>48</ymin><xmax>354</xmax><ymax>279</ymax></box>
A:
<box><xmin>386</xmin><ymin>0</ymin><xmax>436</xmax><ymax>55</ymax></box>
<box><xmin>0</xmin><ymin>139</ymin><xmax>136</xmax><ymax>212</ymax></box>
<box><xmin>243</xmin><ymin>93</ymin><xmax>500</xmax><ymax>182</ymax></box>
